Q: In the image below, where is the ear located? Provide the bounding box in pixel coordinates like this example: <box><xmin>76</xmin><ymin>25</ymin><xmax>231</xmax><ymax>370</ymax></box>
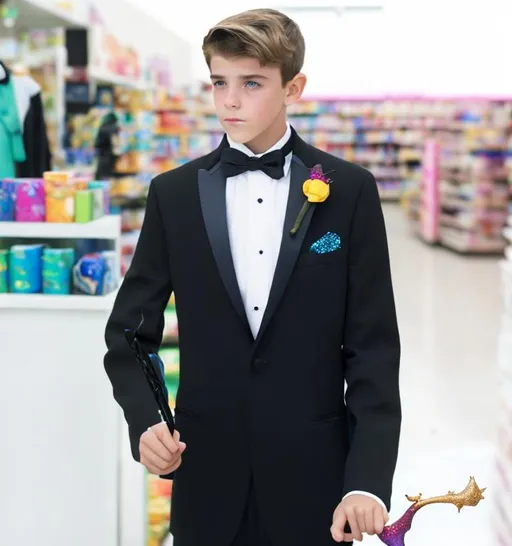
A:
<box><xmin>285</xmin><ymin>72</ymin><xmax>307</xmax><ymax>106</ymax></box>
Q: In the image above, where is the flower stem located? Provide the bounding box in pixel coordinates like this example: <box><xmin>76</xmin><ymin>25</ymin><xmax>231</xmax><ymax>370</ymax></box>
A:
<box><xmin>290</xmin><ymin>200</ymin><xmax>310</xmax><ymax>236</ymax></box>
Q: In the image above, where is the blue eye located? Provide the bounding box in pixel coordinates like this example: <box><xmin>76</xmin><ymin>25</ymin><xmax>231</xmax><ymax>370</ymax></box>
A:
<box><xmin>245</xmin><ymin>81</ymin><xmax>260</xmax><ymax>89</ymax></box>
<box><xmin>213</xmin><ymin>80</ymin><xmax>225</xmax><ymax>88</ymax></box>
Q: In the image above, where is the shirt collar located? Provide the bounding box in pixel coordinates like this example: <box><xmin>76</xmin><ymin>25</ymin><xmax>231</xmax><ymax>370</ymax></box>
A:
<box><xmin>226</xmin><ymin>122</ymin><xmax>292</xmax><ymax>178</ymax></box>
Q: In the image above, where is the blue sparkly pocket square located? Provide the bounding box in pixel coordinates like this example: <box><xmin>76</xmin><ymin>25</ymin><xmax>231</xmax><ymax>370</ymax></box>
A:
<box><xmin>309</xmin><ymin>232</ymin><xmax>342</xmax><ymax>254</ymax></box>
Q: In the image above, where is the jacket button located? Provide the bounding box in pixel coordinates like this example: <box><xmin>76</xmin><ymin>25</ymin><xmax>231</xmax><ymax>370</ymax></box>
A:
<box><xmin>252</xmin><ymin>358</ymin><xmax>267</xmax><ymax>372</ymax></box>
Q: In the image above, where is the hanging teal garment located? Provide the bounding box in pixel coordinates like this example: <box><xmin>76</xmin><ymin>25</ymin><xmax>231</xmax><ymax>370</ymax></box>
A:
<box><xmin>0</xmin><ymin>75</ymin><xmax>26</xmax><ymax>177</ymax></box>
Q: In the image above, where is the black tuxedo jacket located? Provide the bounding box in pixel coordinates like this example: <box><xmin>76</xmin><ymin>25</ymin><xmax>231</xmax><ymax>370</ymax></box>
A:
<box><xmin>104</xmin><ymin>129</ymin><xmax>401</xmax><ymax>546</ymax></box>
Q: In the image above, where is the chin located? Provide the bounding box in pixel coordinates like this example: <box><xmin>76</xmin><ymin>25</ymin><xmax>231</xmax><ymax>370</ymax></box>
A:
<box><xmin>222</xmin><ymin>124</ymin><xmax>258</xmax><ymax>145</ymax></box>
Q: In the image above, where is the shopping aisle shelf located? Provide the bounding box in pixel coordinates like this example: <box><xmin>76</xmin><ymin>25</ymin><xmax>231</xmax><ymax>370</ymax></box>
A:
<box><xmin>0</xmin><ymin>290</ymin><xmax>118</xmax><ymax>311</ymax></box>
<box><xmin>0</xmin><ymin>215</ymin><xmax>121</xmax><ymax>240</ymax></box>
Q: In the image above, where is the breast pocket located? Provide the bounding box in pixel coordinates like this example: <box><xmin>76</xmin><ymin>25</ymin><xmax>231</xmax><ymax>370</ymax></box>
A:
<box><xmin>295</xmin><ymin>249</ymin><xmax>344</xmax><ymax>268</ymax></box>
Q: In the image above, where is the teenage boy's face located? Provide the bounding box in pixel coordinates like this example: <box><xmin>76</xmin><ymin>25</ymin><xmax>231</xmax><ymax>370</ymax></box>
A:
<box><xmin>209</xmin><ymin>55</ymin><xmax>297</xmax><ymax>148</ymax></box>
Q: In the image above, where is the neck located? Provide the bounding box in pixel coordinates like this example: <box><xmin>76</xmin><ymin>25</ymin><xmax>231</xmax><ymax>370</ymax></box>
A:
<box><xmin>244</xmin><ymin>111</ymin><xmax>288</xmax><ymax>154</ymax></box>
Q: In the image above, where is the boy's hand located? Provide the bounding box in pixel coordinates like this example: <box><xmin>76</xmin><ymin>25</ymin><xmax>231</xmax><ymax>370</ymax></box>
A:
<box><xmin>331</xmin><ymin>494</ymin><xmax>389</xmax><ymax>542</ymax></box>
<box><xmin>139</xmin><ymin>422</ymin><xmax>186</xmax><ymax>475</ymax></box>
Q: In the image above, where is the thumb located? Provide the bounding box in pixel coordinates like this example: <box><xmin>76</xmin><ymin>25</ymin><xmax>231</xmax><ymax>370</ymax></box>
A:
<box><xmin>331</xmin><ymin>507</ymin><xmax>347</xmax><ymax>543</ymax></box>
<box><xmin>173</xmin><ymin>430</ymin><xmax>186</xmax><ymax>452</ymax></box>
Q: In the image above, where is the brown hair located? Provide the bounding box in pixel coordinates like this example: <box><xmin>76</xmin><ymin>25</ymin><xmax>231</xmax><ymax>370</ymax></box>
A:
<box><xmin>202</xmin><ymin>9</ymin><xmax>305</xmax><ymax>84</ymax></box>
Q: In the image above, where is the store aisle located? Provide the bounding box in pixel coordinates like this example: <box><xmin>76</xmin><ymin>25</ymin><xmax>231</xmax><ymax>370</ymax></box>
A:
<box><xmin>365</xmin><ymin>205</ymin><xmax>501</xmax><ymax>546</ymax></box>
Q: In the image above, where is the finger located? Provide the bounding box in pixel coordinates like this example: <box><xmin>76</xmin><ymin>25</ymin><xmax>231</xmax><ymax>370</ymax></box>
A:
<box><xmin>141</xmin><ymin>451</ymin><xmax>171</xmax><ymax>474</ymax></box>
<box><xmin>142</xmin><ymin>430</ymin><xmax>174</xmax><ymax>462</ymax></box>
<box><xmin>174</xmin><ymin>430</ymin><xmax>187</xmax><ymax>452</ymax></box>
<box><xmin>159</xmin><ymin>459</ymin><xmax>181</xmax><ymax>476</ymax></box>
<box><xmin>167</xmin><ymin>455</ymin><xmax>182</xmax><ymax>473</ymax></box>
<box><xmin>347</xmin><ymin>509</ymin><xmax>362</xmax><ymax>542</ymax></box>
<box><xmin>355</xmin><ymin>506</ymin><xmax>367</xmax><ymax>535</ymax></box>
<box><xmin>330</xmin><ymin>507</ymin><xmax>347</xmax><ymax>543</ymax></box>
<box><xmin>142</xmin><ymin>462</ymin><xmax>163</xmax><ymax>475</ymax></box>
<box><xmin>365</xmin><ymin>507</ymin><xmax>375</xmax><ymax>535</ymax></box>
<box><xmin>384</xmin><ymin>510</ymin><xmax>390</xmax><ymax>524</ymax></box>
<box><xmin>373</xmin><ymin>507</ymin><xmax>385</xmax><ymax>535</ymax></box>
<box><xmin>153</xmin><ymin>425</ymin><xmax>179</xmax><ymax>454</ymax></box>
<box><xmin>146</xmin><ymin>449</ymin><xmax>182</xmax><ymax>475</ymax></box>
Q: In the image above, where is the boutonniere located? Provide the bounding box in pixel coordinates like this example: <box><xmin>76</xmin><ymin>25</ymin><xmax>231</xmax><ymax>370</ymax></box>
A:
<box><xmin>290</xmin><ymin>164</ymin><xmax>333</xmax><ymax>236</ymax></box>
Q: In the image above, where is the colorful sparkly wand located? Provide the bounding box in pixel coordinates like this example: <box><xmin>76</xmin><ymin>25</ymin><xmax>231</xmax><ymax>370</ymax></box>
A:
<box><xmin>377</xmin><ymin>477</ymin><xmax>486</xmax><ymax>546</ymax></box>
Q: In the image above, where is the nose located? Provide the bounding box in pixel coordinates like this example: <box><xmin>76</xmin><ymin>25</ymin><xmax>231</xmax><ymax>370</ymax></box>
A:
<box><xmin>224</xmin><ymin>87</ymin><xmax>241</xmax><ymax>110</ymax></box>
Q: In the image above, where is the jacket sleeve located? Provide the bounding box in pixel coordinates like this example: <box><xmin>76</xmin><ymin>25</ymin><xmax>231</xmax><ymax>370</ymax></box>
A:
<box><xmin>341</xmin><ymin>171</ymin><xmax>402</xmax><ymax>511</ymax></box>
<box><xmin>17</xmin><ymin>91</ymin><xmax>52</xmax><ymax>177</ymax></box>
<box><xmin>104</xmin><ymin>178</ymin><xmax>173</xmax><ymax>461</ymax></box>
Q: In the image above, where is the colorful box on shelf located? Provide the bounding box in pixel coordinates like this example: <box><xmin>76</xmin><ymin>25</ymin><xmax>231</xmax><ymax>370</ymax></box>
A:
<box><xmin>0</xmin><ymin>173</ymin><xmax>111</xmax><ymax>224</ymax></box>
<box><xmin>159</xmin><ymin>347</ymin><xmax>180</xmax><ymax>379</ymax></box>
<box><xmin>0</xmin><ymin>244</ymin><xmax>119</xmax><ymax>296</ymax></box>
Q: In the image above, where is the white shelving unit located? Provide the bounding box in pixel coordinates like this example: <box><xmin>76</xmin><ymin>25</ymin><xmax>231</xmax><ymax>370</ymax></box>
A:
<box><xmin>0</xmin><ymin>291</ymin><xmax>118</xmax><ymax>311</ymax></box>
<box><xmin>0</xmin><ymin>215</ymin><xmax>120</xmax><ymax>240</ymax></box>
<box><xmin>0</xmin><ymin>215</ymin><xmax>123</xmax><ymax>546</ymax></box>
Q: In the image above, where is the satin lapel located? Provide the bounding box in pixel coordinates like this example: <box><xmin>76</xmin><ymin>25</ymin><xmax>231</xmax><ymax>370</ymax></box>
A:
<box><xmin>255</xmin><ymin>155</ymin><xmax>315</xmax><ymax>346</ymax></box>
<box><xmin>198</xmin><ymin>162</ymin><xmax>249</xmax><ymax>330</ymax></box>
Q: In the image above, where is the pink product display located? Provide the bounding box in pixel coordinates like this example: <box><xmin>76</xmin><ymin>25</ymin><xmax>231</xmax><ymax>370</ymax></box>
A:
<box><xmin>421</xmin><ymin>139</ymin><xmax>441</xmax><ymax>243</ymax></box>
<box><xmin>15</xmin><ymin>179</ymin><xmax>46</xmax><ymax>222</ymax></box>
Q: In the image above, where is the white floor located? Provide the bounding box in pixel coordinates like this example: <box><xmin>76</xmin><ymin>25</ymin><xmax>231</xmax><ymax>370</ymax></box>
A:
<box><xmin>363</xmin><ymin>205</ymin><xmax>503</xmax><ymax>546</ymax></box>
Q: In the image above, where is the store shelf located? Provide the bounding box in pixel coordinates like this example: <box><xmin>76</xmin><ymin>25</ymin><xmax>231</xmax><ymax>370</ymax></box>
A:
<box><xmin>379</xmin><ymin>189</ymin><xmax>402</xmax><ymax>202</ymax></box>
<box><xmin>439</xmin><ymin>227</ymin><xmax>506</xmax><ymax>254</ymax></box>
<box><xmin>88</xmin><ymin>67</ymin><xmax>150</xmax><ymax>91</ymax></box>
<box><xmin>0</xmin><ymin>291</ymin><xmax>118</xmax><ymax>311</ymax></box>
<box><xmin>0</xmin><ymin>215</ymin><xmax>121</xmax><ymax>240</ymax></box>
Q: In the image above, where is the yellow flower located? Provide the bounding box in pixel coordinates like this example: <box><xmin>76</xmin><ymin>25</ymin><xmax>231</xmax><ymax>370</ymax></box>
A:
<box><xmin>303</xmin><ymin>178</ymin><xmax>330</xmax><ymax>203</ymax></box>
<box><xmin>290</xmin><ymin>164</ymin><xmax>333</xmax><ymax>236</ymax></box>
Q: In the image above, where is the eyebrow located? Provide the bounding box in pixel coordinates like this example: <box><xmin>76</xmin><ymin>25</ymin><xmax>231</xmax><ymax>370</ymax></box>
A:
<box><xmin>210</xmin><ymin>74</ymin><xmax>269</xmax><ymax>80</ymax></box>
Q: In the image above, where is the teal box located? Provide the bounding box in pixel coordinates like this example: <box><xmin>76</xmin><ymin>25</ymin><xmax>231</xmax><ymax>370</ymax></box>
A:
<box><xmin>9</xmin><ymin>244</ymin><xmax>44</xmax><ymax>293</ymax></box>
<box><xmin>89</xmin><ymin>181</ymin><xmax>111</xmax><ymax>214</ymax></box>
<box><xmin>0</xmin><ymin>249</ymin><xmax>8</xmax><ymax>293</ymax></box>
<box><xmin>42</xmin><ymin>248</ymin><xmax>75</xmax><ymax>294</ymax></box>
<box><xmin>91</xmin><ymin>188</ymin><xmax>105</xmax><ymax>219</ymax></box>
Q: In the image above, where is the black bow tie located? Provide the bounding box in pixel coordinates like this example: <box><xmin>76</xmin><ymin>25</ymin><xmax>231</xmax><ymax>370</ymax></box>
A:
<box><xmin>220</xmin><ymin>135</ymin><xmax>294</xmax><ymax>180</ymax></box>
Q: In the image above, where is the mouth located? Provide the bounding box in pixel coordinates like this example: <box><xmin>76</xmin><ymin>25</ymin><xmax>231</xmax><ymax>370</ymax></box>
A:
<box><xmin>224</xmin><ymin>118</ymin><xmax>245</xmax><ymax>123</ymax></box>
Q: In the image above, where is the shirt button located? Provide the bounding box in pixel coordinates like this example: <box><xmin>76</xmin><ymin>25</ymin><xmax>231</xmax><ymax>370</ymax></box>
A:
<box><xmin>257</xmin><ymin>198</ymin><xmax>263</xmax><ymax>203</ymax></box>
<box><xmin>259</xmin><ymin>250</ymin><xmax>263</xmax><ymax>255</ymax></box>
<box><xmin>254</xmin><ymin>306</ymin><xmax>259</xmax><ymax>311</ymax></box>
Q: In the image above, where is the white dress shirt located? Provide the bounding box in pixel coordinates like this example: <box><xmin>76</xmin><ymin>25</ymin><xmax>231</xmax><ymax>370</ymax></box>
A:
<box><xmin>224</xmin><ymin>123</ymin><xmax>386</xmax><ymax>511</ymax></box>
<box><xmin>225</xmin><ymin>124</ymin><xmax>292</xmax><ymax>339</ymax></box>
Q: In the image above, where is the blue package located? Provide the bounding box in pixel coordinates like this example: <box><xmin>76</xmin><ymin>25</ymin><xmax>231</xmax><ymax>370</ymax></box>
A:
<box><xmin>100</xmin><ymin>250</ymin><xmax>118</xmax><ymax>294</ymax></box>
<box><xmin>0</xmin><ymin>179</ymin><xmax>17</xmax><ymax>221</ymax></box>
<box><xmin>42</xmin><ymin>248</ymin><xmax>75</xmax><ymax>295</ymax></box>
<box><xmin>89</xmin><ymin>181</ymin><xmax>111</xmax><ymax>214</ymax></box>
<box><xmin>73</xmin><ymin>252</ymin><xmax>106</xmax><ymax>295</ymax></box>
<box><xmin>9</xmin><ymin>244</ymin><xmax>44</xmax><ymax>293</ymax></box>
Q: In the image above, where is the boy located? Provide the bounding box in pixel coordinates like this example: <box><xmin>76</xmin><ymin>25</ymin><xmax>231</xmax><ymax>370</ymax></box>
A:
<box><xmin>104</xmin><ymin>8</ymin><xmax>401</xmax><ymax>546</ymax></box>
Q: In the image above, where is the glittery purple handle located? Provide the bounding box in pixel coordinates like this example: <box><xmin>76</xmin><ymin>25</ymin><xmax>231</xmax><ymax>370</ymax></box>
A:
<box><xmin>377</xmin><ymin>506</ymin><xmax>418</xmax><ymax>546</ymax></box>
